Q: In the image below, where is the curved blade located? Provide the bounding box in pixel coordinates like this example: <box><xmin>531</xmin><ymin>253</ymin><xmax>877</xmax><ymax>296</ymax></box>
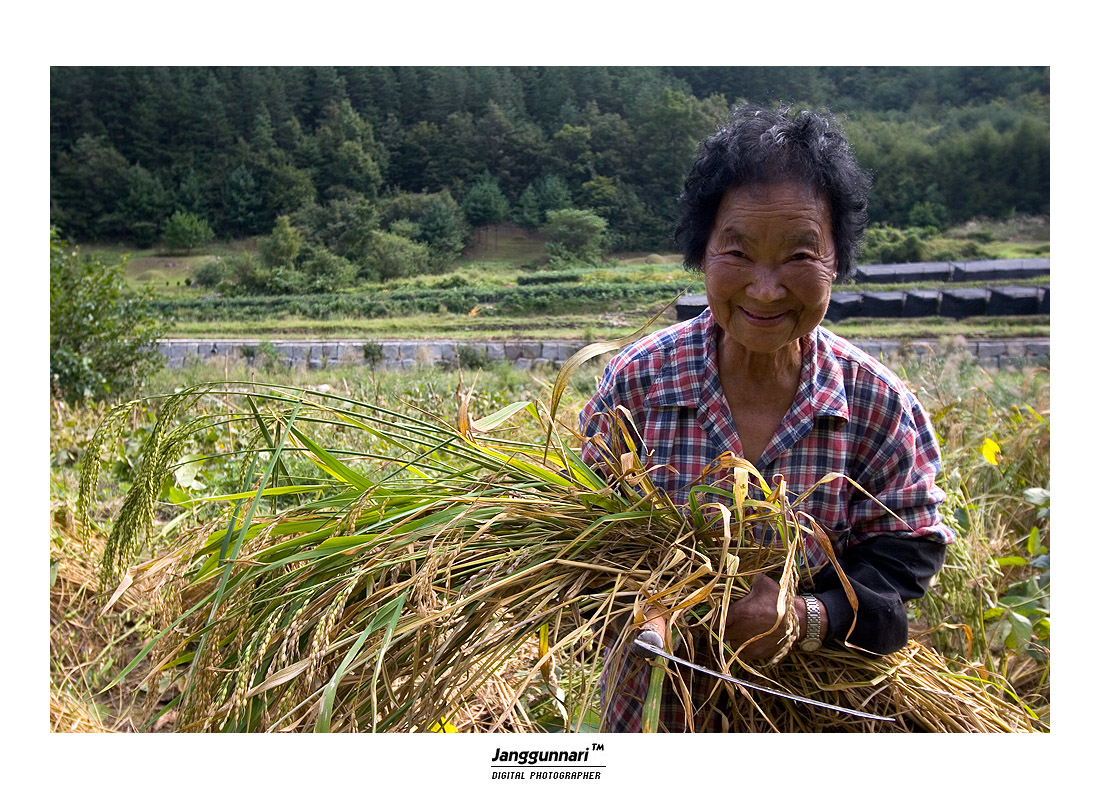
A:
<box><xmin>632</xmin><ymin>637</ymin><xmax>895</xmax><ymax>722</ymax></box>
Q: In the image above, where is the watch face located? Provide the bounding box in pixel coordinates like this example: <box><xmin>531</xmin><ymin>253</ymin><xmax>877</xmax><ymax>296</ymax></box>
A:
<box><xmin>800</xmin><ymin>638</ymin><xmax>821</xmax><ymax>653</ymax></box>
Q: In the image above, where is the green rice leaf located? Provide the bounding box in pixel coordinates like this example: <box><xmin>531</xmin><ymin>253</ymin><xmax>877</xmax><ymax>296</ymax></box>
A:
<box><xmin>290</xmin><ymin>424</ymin><xmax>374</xmax><ymax>492</ymax></box>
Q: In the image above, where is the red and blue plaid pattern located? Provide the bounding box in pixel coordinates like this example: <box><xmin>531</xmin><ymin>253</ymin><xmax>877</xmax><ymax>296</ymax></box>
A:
<box><xmin>580</xmin><ymin>310</ymin><xmax>954</xmax><ymax>731</ymax></box>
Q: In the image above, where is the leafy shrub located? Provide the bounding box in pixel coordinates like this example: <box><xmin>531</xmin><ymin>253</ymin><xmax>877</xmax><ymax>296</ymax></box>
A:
<box><xmin>362</xmin><ymin>342</ymin><xmax>384</xmax><ymax>368</ymax></box>
<box><xmin>265</xmin><ymin>266</ymin><xmax>309</xmax><ymax>295</ymax></box>
<box><xmin>388</xmin><ymin>219</ymin><xmax>422</xmax><ymax>241</ymax></box>
<box><xmin>377</xmin><ymin>190</ymin><xmax>468</xmax><ymax>271</ymax></box>
<box><xmin>453</xmin><ymin>345</ymin><xmax>494</xmax><ymax>371</ymax></box>
<box><xmin>227</xmin><ymin>253</ymin><xmax>271</xmax><ymax>293</ymax></box>
<box><xmin>860</xmin><ymin>225</ymin><xmax>932</xmax><ymax>264</ymax></box>
<box><xmin>292</xmin><ymin>197</ymin><xmax>379</xmax><ymax>264</ymax></box>
<box><xmin>434</xmin><ymin>274</ymin><xmax>469</xmax><ymax>289</ymax></box>
<box><xmin>192</xmin><ymin>258</ymin><xmax>228</xmax><ymax>287</ymax></box>
<box><xmin>907</xmin><ymin>201</ymin><xmax>948</xmax><ymax>232</ymax></box>
<box><xmin>50</xmin><ymin>230</ymin><xmax>165</xmax><ymax>403</ymax></box>
<box><xmin>926</xmin><ymin>239</ymin><xmax>994</xmax><ymax>262</ymax></box>
<box><xmin>214</xmin><ymin>279</ymin><xmax>241</xmax><ymax>297</ymax></box>
<box><xmin>861</xmin><ymin>222</ymin><xmax>1002</xmax><ymax>264</ymax></box>
<box><xmin>516</xmin><ymin>270</ymin><xmax>583</xmax><ymax>285</ymax></box>
<box><xmin>163</xmin><ymin>211</ymin><xmax>214</xmax><ymax>254</ymax></box>
<box><xmin>298</xmin><ymin>244</ymin><xmax>357</xmax><ymax>293</ymax></box>
<box><xmin>541</xmin><ymin>209</ymin><xmax>608</xmax><ymax>263</ymax></box>
<box><xmin>361</xmin><ymin>230</ymin><xmax>432</xmax><ymax>282</ymax></box>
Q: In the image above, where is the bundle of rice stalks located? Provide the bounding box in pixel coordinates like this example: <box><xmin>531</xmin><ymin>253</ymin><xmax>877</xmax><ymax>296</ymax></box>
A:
<box><xmin>664</xmin><ymin>641</ymin><xmax>1041</xmax><ymax>732</ymax></box>
<box><xmin>77</xmin><ymin>378</ymin><xmax>1043</xmax><ymax>733</ymax></box>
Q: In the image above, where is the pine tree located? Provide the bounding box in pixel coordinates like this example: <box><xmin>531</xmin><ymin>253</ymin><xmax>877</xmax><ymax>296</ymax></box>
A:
<box><xmin>221</xmin><ymin>164</ymin><xmax>265</xmax><ymax>236</ymax></box>
<box><xmin>461</xmin><ymin>173</ymin><xmax>511</xmax><ymax>228</ymax></box>
<box><xmin>259</xmin><ymin>215</ymin><xmax>303</xmax><ymax>268</ymax></box>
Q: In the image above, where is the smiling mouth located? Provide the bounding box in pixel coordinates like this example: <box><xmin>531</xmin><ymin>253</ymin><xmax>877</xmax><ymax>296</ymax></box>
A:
<box><xmin>740</xmin><ymin>307</ymin><xmax>787</xmax><ymax>322</ymax></box>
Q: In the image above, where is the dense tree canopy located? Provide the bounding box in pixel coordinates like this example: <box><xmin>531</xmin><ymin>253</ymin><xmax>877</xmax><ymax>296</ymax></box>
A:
<box><xmin>51</xmin><ymin>66</ymin><xmax>1049</xmax><ymax>256</ymax></box>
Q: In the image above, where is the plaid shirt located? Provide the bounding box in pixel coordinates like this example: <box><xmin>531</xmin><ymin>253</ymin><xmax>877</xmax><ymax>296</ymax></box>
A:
<box><xmin>580</xmin><ymin>309</ymin><xmax>953</xmax><ymax>731</ymax></box>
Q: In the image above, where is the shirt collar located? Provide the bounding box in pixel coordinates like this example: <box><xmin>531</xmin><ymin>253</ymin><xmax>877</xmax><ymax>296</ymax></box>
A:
<box><xmin>643</xmin><ymin>310</ymin><xmax>713</xmax><ymax>410</ymax></box>
<box><xmin>799</xmin><ymin>326</ymin><xmax>850</xmax><ymax>423</ymax></box>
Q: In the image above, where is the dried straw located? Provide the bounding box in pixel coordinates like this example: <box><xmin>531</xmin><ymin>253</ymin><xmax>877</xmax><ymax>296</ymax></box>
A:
<box><xmin>80</xmin><ymin>381</ymin><xmax>1044</xmax><ymax>733</ymax></box>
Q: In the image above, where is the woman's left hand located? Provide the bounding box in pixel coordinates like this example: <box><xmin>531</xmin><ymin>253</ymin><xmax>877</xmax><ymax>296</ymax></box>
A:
<box><xmin>724</xmin><ymin>575</ymin><xmax>802</xmax><ymax>661</ymax></box>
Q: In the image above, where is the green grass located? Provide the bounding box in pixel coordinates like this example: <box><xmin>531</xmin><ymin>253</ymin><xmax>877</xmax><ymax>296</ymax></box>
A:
<box><xmin>74</xmin><ymin>221</ymin><xmax>1049</xmax><ymax>342</ymax></box>
<box><xmin>980</xmin><ymin>240</ymin><xmax>1050</xmax><ymax>259</ymax></box>
<box><xmin>937</xmin><ymin>215</ymin><xmax>1050</xmax><ymax>260</ymax></box>
<box><xmin>163</xmin><ymin>312</ymin><xmax>658</xmax><ymax>342</ymax></box>
<box><xmin>828</xmin><ymin>316</ymin><xmax>1050</xmax><ymax>341</ymax></box>
<box><xmin>84</xmin><ymin>240</ymin><xmax>256</xmax><ymax>295</ymax></box>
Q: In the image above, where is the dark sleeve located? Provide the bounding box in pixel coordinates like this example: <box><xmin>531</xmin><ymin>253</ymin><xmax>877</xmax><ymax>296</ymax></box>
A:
<box><xmin>804</xmin><ymin>535</ymin><xmax>947</xmax><ymax>655</ymax></box>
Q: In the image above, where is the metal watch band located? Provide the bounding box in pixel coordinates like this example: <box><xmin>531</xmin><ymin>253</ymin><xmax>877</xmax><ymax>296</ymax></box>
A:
<box><xmin>800</xmin><ymin>594</ymin><xmax>822</xmax><ymax>651</ymax></box>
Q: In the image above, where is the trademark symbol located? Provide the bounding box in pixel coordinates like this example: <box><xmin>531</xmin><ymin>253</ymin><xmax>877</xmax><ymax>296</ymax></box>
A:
<box><xmin>591</xmin><ymin>742</ymin><xmax>604</xmax><ymax>751</ymax></box>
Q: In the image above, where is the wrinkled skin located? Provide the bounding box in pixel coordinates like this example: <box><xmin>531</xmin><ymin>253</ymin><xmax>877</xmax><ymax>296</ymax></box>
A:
<box><xmin>640</xmin><ymin>577</ymin><xmax>827</xmax><ymax>662</ymax></box>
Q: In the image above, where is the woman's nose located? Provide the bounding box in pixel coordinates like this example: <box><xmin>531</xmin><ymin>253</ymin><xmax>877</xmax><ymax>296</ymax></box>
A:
<box><xmin>745</xmin><ymin>265</ymin><xmax>786</xmax><ymax>302</ymax></box>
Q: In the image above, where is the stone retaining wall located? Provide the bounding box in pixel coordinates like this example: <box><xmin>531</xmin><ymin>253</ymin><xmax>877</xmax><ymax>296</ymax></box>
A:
<box><xmin>158</xmin><ymin>339</ymin><xmax>590</xmax><ymax>372</ymax></box>
<box><xmin>158</xmin><ymin>336</ymin><xmax>1050</xmax><ymax>372</ymax></box>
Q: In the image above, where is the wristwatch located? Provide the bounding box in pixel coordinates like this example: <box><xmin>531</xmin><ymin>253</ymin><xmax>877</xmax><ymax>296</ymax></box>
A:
<box><xmin>799</xmin><ymin>594</ymin><xmax>823</xmax><ymax>652</ymax></box>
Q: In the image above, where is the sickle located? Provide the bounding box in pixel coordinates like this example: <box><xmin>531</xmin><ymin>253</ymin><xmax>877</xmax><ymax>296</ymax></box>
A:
<box><xmin>632</xmin><ymin>634</ymin><xmax>895</xmax><ymax>722</ymax></box>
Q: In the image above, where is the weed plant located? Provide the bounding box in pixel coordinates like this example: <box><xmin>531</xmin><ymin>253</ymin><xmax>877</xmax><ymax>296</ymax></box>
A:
<box><xmin>892</xmin><ymin>341</ymin><xmax>1050</xmax><ymax>719</ymax></box>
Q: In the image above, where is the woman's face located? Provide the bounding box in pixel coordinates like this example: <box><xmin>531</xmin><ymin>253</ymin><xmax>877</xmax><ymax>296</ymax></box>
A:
<box><xmin>702</xmin><ymin>181</ymin><xmax>837</xmax><ymax>356</ymax></box>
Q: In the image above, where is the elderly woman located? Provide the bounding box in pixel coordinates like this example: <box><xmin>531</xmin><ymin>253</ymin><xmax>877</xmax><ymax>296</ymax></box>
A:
<box><xmin>579</xmin><ymin>105</ymin><xmax>954</xmax><ymax>732</ymax></box>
